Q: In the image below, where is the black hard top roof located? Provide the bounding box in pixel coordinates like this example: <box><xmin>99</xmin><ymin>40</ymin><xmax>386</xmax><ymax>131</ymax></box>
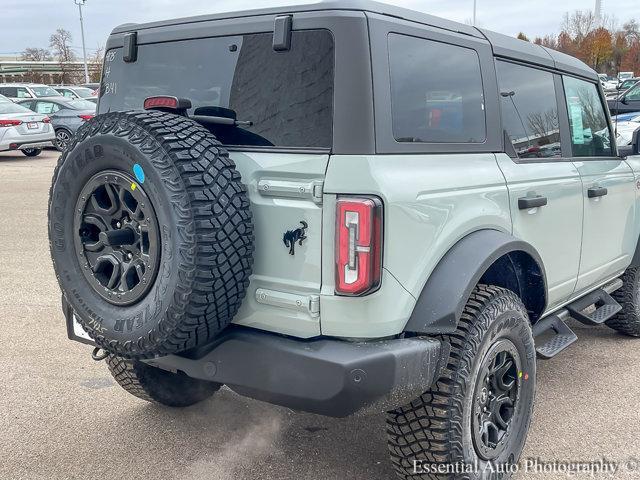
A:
<box><xmin>112</xmin><ymin>0</ymin><xmax>597</xmax><ymax>80</ymax></box>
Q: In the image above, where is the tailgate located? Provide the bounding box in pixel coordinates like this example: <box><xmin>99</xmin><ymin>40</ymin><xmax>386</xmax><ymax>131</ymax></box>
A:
<box><xmin>229</xmin><ymin>151</ymin><xmax>328</xmax><ymax>338</ymax></box>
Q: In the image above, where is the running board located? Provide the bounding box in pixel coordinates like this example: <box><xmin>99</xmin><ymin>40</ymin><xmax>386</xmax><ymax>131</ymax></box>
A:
<box><xmin>533</xmin><ymin>310</ymin><xmax>577</xmax><ymax>360</ymax></box>
<box><xmin>565</xmin><ymin>287</ymin><xmax>621</xmax><ymax>326</ymax></box>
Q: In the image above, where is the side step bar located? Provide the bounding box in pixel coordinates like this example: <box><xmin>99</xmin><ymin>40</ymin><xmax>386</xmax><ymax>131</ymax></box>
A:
<box><xmin>566</xmin><ymin>282</ymin><xmax>622</xmax><ymax>325</ymax></box>
<box><xmin>533</xmin><ymin>311</ymin><xmax>577</xmax><ymax>360</ymax></box>
<box><xmin>533</xmin><ymin>278</ymin><xmax>623</xmax><ymax>360</ymax></box>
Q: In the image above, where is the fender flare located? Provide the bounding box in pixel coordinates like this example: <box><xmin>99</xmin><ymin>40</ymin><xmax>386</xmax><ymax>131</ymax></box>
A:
<box><xmin>404</xmin><ymin>229</ymin><xmax>547</xmax><ymax>335</ymax></box>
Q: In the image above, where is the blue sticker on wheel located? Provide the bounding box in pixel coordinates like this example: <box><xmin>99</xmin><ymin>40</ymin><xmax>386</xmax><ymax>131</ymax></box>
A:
<box><xmin>133</xmin><ymin>163</ymin><xmax>145</xmax><ymax>184</ymax></box>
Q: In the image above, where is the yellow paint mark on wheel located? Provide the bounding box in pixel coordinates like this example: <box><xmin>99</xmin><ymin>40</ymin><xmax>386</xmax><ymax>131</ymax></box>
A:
<box><xmin>131</xmin><ymin>183</ymin><xmax>137</xmax><ymax>191</ymax></box>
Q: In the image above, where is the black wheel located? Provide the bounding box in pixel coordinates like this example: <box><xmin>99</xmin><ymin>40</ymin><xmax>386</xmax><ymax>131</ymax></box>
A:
<box><xmin>608</xmin><ymin>267</ymin><xmax>640</xmax><ymax>337</ymax></box>
<box><xmin>48</xmin><ymin>111</ymin><xmax>254</xmax><ymax>358</ymax></box>
<box><xmin>55</xmin><ymin>128</ymin><xmax>72</xmax><ymax>151</ymax></box>
<box><xmin>387</xmin><ymin>285</ymin><xmax>536</xmax><ymax>480</ymax></box>
<box><xmin>107</xmin><ymin>355</ymin><xmax>221</xmax><ymax>407</ymax></box>
<box><xmin>22</xmin><ymin>148</ymin><xmax>42</xmax><ymax>157</ymax></box>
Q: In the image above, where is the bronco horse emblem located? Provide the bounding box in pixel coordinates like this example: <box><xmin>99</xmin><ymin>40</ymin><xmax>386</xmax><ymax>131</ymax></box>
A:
<box><xmin>283</xmin><ymin>221</ymin><xmax>308</xmax><ymax>255</ymax></box>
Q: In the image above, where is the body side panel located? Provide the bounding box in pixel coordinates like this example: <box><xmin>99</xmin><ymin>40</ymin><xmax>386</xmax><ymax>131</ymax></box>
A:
<box><xmin>321</xmin><ymin>153</ymin><xmax>511</xmax><ymax>337</ymax></box>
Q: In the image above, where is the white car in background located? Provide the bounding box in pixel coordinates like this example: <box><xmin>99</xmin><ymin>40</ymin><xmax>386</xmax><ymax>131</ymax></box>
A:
<box><xmin>0</xmin><ymin>94</ymin><xmax>55</xmax><ymax>157</ymax></box>
<box><xmin>0</xmin><ymin>83</ymin><xmax>62</xmax><ymax>101</ymax></box>
<box><xmin>613</xmin><ymin>113</ymin><xmax>640</xmax><ymax>146</ymax></box>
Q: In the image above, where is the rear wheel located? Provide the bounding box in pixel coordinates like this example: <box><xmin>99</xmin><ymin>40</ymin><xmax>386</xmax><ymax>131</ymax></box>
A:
<box><xmin>608</xmin><ymin>267</ymin><xmax>640</xmax><ymax>337</ymax></box>
<box><xmin>107</xmin><ymin>355</ymin><xmax>221</xmax><ymax>407</ymax></box>
<box><xmin>22</xmin><ymin>148</ymin><xmax>42</xmax><ymax>157</ymax></box>
<box><xmin>54</xmin><ymin>128</ymin><xmax>72</xmax><ymax>151</ymax></box>
<box><xmin>387</xmin><ymin>285</ymin><xmax>536</xmax><ymax>480</ymax></box>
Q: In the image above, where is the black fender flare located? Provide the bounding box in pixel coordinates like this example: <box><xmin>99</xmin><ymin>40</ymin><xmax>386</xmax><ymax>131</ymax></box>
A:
<box><xmin>404</xmin><ymin>229</ymin><xmax>547</xmax><ymax>335</ymax></box>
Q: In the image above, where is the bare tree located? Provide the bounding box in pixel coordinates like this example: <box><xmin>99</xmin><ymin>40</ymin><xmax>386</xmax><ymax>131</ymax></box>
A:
<box><xmin>50</xmin><ymin>28</ymin><xmax>79</xmax><ymax>84</ymax></box>
<box><xmin>89</xmin><ymin>45</ymin><xmax>105</xmax><ymax>82</ymax></box>
<box><xmin>19</xmin><ymin>48</ymin><xmax>52</xmax><ymax>83</ymax></box>
<box><xmin>517</xmin><ymin>32</ymin><xmax>530</xmax><ymax>42</ymax></box>
<box><xmin>21</xmin><ymin>48</ymin><xmax>52</xmax><ymax>62</ymax></box>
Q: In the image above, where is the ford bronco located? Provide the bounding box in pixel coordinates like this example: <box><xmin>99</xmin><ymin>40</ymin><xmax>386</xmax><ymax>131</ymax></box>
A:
<box><xmin>48</xmin><ymin>1</ymin><xmax>640</xmax><ymax>478</ymax></box>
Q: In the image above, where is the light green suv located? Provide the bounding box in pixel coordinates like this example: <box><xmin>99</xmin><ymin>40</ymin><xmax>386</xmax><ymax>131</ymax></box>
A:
<box><xmin>48</xmin><ymin>1</ymin><xmax>640</xmax><ymax>478</ymax></box>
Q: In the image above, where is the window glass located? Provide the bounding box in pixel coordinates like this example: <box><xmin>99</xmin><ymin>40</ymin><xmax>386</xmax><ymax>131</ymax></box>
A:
<box><xmin>60</xmin><ymin>89</ymin><xmax>74</xmax><ymax>98</ymax></box>
<box><xmin>35</xmin><ymin>102</ymin><xmax>60</xmax><ymax>114</ymax></box>
<box><xmin>0</xmin><ymin>87</ymin><xmax>17</xmax><ymax>97</ymax></box>
<box><xmin>625</xmin><ymin>83</ymin><xmax>640</xmax><ymax>101</ymax></box>
<box><xmin>388</xmin><ymin>33</ymin><xmax>486</xmax><ymax>144</ymax></box>
<box><xmin>563</xmin><ymin>76</ymin><xmax>613</xmax><ymax>157</ymax></box>
<box><xmin>497</xmin><ymin>61</ymin><xmax>561</xmax><ymax>159</ymax></box>
<box><xmin>17</xmin><ymin>87</ymin><xmax>32</xmax><ymax>98</ymax></box>
<box><xmin>99</xmin><ymin>30</ymin><xmax>335</xmax><ymax>148</ymax></box>
<box><xmin>30</xmin><ymin>86</ymin><xmax>62</xmax><ymax>97</ymax></box>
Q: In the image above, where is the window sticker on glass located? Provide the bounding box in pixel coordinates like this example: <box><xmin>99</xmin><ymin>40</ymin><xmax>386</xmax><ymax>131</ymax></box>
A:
<box><xmin>569</xmin><ymin>101</ymin><xmax>585</xmax><ymax>145</ymax></box>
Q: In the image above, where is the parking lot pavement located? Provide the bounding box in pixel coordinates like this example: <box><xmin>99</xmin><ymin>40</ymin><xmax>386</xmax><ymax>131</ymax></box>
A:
<box><xmin>1</xmin><ymin>149</ymin><xmax>639</xmax><ymax>480</ymax></box>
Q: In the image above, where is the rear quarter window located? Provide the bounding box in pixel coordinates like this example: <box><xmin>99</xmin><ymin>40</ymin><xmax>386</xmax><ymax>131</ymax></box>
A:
<box><xmin>100</xmin><ymin>30</ymin><xmax>335</xmax><ymax>149</ymax></box>
<box><xmin>388</xmin><ymin>33</ymin><xmax>486</xmax><ymax>144</ymax></box>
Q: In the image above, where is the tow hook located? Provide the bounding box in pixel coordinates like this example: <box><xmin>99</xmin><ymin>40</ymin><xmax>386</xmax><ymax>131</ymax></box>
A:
<box><xmin>91</xmin><ymin>347</ymin><xmax>109</xmax><ymax>361</ymax></box>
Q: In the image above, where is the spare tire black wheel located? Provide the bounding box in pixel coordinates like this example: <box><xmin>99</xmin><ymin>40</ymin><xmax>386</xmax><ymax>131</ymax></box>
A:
<box><xmin>48</xmin><ymin>111</ymin><xmax>254</xmax><ymax>358</ymax></box>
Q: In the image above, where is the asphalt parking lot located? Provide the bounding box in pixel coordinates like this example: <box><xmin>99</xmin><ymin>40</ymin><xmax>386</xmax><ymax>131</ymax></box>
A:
<box><xmin>1</xmin><ymin>149</ymin><xmax>639</xmax><ymax>480</ymax></box>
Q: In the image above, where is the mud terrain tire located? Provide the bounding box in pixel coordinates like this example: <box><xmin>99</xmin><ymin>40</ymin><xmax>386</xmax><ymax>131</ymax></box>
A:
<box><xmin>48</xmin><ymin>111</ymin><xmax>253</xmax><ymax>359</ymax></box>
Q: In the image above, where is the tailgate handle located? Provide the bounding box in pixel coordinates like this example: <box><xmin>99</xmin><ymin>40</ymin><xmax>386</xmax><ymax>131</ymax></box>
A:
<box><xmin>258</xmin><ymin>179</ymin><xmax>323</xmax><ymax>204</ymax></box>
<box><xmin>587</xmin><ymin>186</ymin><xmax>608</xmax><ymax>198</ymax></box>
<box><xmin>518</xmin><ymin>195</ymin><xmax>547</xmax><ymax>210</ymax></box>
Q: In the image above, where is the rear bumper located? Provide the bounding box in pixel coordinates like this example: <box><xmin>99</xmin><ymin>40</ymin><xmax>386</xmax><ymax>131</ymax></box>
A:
<box><xmin>64</xmin><ymin>300</ymin><xmax>446</xmax><ymax>417</ymax></box>
<box><xmin>145</xmin><ymin>328</ymin><xmax>447</xmax><ymax>417</ymax></box>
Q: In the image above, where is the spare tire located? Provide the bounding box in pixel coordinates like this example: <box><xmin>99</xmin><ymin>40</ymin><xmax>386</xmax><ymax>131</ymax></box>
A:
<box><xmin>48</xmin><ymin>111</ymin><xmax>254</xmax><ymax>358</ymax></box>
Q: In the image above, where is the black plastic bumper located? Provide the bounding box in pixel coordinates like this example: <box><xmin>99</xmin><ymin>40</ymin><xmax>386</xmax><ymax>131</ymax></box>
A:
<box><xmin>144</xmin><ymin>328</ymin><xmax>447</xmax><ymax>417</ymax></box>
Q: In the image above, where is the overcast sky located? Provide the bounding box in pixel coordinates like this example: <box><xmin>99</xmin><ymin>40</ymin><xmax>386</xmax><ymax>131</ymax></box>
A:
<box><xmin>1</xmin><ymin>0</ymin><xmax>637</xmax><ymax>57</ymax></box>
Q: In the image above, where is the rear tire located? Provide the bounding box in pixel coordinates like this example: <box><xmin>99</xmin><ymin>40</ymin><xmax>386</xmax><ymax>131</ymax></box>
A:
<box><xmin>387</xmin><ymin>285</ymin><xmax>536</xmax><ymax>480</ymax></box>
<box><xmin>54</xmin><ymin>128</ymin><xmax>72</xmax><ymax>151</ymax></box>
<box><xmin>107</xmin><ymin>355</ymin><xmax>221</xmax><ymax>407</ymax></box>
<box><xmin>22</xmin><ymin>148</ymin><xmax>42</xmax><ymax>157</ymax></box>
<box><xmin>608</xmin><ymin>267</ymin><xmax>640</xmax><ymax>337</ymax></box>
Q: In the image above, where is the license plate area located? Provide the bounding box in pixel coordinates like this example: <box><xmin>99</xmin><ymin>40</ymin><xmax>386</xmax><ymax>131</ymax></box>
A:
<box><xmin>27</xmin><ymin>122</ymin><xmax>38</xmax><ymax>129</ymax></box>
<box><xmin>63</xmin><ymin>298</ymin><xmax>96</xmax><ymax>346</ymax></box>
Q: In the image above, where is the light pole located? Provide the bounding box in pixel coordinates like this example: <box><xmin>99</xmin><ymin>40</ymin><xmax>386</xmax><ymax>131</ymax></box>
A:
<box><xmin>473</xmin><ymin>0</ymin><xmax>477</xmax><ymax>25</ymax></box>
<box><xmin>75</xmin><ymin>0</ymin><xmax>89</xmax><ymax>83</ymax></box>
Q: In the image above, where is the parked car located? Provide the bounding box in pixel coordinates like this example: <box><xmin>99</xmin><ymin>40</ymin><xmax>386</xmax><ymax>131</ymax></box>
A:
<box><xmin>16</xmin><ymin>97</ymin><xmax>95</xmax><ymax>151</ymax></box>
<box><xmin>52</xmin><ymin>85</ymin><xmax>98</xmax><ymax>104</ymax></box>
<box><xmin>606</xmin><ymin>78</ymin><xmax>640</xmax><ymax>99</ymax></box>
<box><xmin>608</xmin><ymin>81</ymin><xmax>640</xmax><ymax>115</ymax></box>
<box><xmin>48</xmin><ymin>2</ymin><xmax>640</xmax><ymax>478</ymax></box>
<box><xmin>613</xmin><ymin>113</ymin><xmax>640</xmax><ymax>146</ymax></box>
<box><xmin>0</xmin><ymin>94</ymin><xmax>54</xmax><ymax>156</ymax></box>
<box><xmin>0</xmin><ymin>83</ymin><xmax>62</xmax><ymax>101</ymax></box>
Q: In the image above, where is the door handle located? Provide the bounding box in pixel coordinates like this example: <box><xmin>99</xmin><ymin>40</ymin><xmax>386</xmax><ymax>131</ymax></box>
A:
<box><xmin>518</xmin><ymin>195</ymin><xmax>547</xmax><ymax>210</ymax></box>
<box><xmin>587</xmin><ymin>187</ymin><xmax>608</xmax><ymax>198</ymax></box>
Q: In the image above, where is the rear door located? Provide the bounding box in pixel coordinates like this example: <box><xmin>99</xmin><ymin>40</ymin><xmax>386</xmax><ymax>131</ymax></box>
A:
<box><xmin>99</xmin><ymin>25</ymin><xmax>337</xmax><ymax>338</ymax></box>
<box><xmin>561</xmin><ymin>75</ymin><xmax>636</xmax><ymax>293</ymax></box>
<box><xmin>495</xmin><ymin>61</ymin><xmax>583</xmax><ymax>309</ymax></box>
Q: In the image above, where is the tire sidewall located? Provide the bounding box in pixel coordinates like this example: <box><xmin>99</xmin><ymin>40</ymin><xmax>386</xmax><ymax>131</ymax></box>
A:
<box><xmin>49</xmin><ymin>116</ymin><xmax>194</xmax><ymax>354</ymax></box>
<box><xmin>461</xmin><ymin>294</ymin><xmax>537</xmax><ymax>479</ymax></box>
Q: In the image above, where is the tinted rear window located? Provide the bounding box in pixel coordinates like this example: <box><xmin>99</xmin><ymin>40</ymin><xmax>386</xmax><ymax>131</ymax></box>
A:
<box><xmin>388</xmin><ymin>34</ymin><xmax>486</xmax><ymax>144</ymax></box>
<box><xmin>100</xmin><ymin>30</ymin><xmax>335</xmax><ymax>149</ymax></box>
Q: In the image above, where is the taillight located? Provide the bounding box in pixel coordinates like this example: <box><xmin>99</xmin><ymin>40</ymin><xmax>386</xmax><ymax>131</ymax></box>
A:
<box><xmin>78</xmin><ymin>114</ymin><xmax>94</xmax><ymax>122</ymax></box>
<box><xmin>335</xmin><ymin>196</ymin><xmax>383</xmax><ymax>296</ymax></box>
<box><xmin>42</xmin><ymin>117</ymin><xmax>51</xmax><ymax>124</ymax></box>
<box><xmin>0</xmin><ymin>119</ymin><xmax>22</xmax><ymax>128</ymax></box>
<box><xmin>144</xmin><ymin>96</ymin><xmax>179</xmax><ymax>110</ymax></box>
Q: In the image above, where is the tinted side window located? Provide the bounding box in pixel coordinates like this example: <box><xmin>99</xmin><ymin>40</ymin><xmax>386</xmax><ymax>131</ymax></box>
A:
<box><xmin>388</xmin><ymin>34</ymin><xmax>486</xmax><ymax>144</ymax></box>
<box><xmin>626</xmin><ymin>84</ymin><xmax>640</xmax><ymax>101</ymax></box>
<box><xmin>99</xmin><ymin>30</ymin><xmax>334</xmax><ymax>149</ymax></box>
<box><xmin>497</xmin><ymin>62</ymin><xmax>561</xmax><ymax>159</ymax></box>
<box><xmin>563</xmin><ymin>76</ymin><xmax>613</xmax><ymax>157</ymax></box>
<box><xmin>0</xmin><ymin>87</ymin><xmax>17</xmax><ymax>97</ymax></box>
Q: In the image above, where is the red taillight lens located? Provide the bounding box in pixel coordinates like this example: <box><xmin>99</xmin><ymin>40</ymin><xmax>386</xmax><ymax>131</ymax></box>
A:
<box><xmin>143</xmin><ymin>96</ymin><xmax>179</xmax><ymax>110</ymax></box>
<box><xmin>335</xmin><ymin>196</ymin><xmax>383</xmax><ymax>296</ymax></box>
<box><xmin>78</xmin><ymin>114</ymin><xmax>94</xmax><ymax>122</ymax></box>
<box><xmin>0</xmin><ymin>119</ymin><xmax>22</xmax><ymax>128</ymax></box>
<box><xmin>42</xmin><ymin>117</ymin><xmax>51</xmax><ymax>124</ymax></box>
